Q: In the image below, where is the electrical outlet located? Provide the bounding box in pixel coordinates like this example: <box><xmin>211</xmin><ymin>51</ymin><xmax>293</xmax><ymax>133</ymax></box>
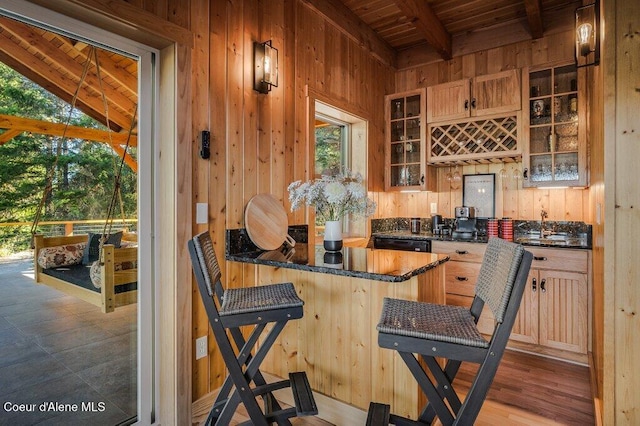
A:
<box><xmin>430</xmin><ymin>203</ymin><xmax>438</xmax><ymax>214</ymax></box>
<box><xmin>196</xmin><ymin>336</ymin><xmax>208</xmax><ymax>360</ymax></box>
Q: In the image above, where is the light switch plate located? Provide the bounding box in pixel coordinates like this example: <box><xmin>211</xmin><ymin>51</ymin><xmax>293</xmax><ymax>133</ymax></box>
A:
<box><xmin>196</xmin><ymin>336</ymin><xmax>207</xmax><ymax>360</ymax></box>
<box><xmin>196</xmin><ymin>203</ymin><xmax>208</xmax><ymax>224</ymax></box>
<box><xmin>430</xmin><ymin>203</ymin><xmax>438</xmax><ymax>214</ymax></box>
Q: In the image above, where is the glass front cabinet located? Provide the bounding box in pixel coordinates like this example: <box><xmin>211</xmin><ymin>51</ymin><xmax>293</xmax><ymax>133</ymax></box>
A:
<box><xmin>385</xmin><ymin>88</ymin><xmax>436</xmax><ymax>191</ymax></box>
<box><xmin>523</xmin><ymin>63</ymin><xmax>588</xmax><ymax>187</ymax></box>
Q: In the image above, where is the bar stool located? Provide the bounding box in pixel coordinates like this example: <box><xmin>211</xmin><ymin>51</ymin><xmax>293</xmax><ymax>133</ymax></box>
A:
<box><xmin>188</xmin><ymin>232</ymin><xmax>318</xmax><ymax>425</ymax></box>
<box><xmin>367</xmin><ymin>237</ymin><xmax>532</xmax><ymax>425</ymax></box>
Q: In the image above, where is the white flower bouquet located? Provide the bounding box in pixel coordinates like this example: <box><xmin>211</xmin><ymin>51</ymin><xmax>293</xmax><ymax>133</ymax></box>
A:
<box><xmin>287</xmin><ymin>169</ymin><xmax>377</xmax><ymax>222</ymax></box>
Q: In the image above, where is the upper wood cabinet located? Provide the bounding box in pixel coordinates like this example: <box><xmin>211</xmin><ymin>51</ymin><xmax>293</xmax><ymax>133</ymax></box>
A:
<box><xmin>426</xmin><ymin>69</ymin><xmax>521</xmax><ymax>123</ymax></box>
<box><xmin>385</xmin><ymin>89</ymin><xmax>436</xmax><ymax>191</ymax></box>
<box><xmin>522</xmin><ymin>63</ymin><xmax>588</xmax><ymax>187</ymax></box>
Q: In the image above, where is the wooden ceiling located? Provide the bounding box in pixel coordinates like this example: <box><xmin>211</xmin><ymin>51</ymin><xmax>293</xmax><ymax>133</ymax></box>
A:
<box><xmin>324</xmin><ymin>0</ymin><xmax>581</xmax><ymax>66</ymax></box>
<box><xmin>0</xmin><ymin>15</ymin><xmax>137</xmax><ymax>169</ymax></box>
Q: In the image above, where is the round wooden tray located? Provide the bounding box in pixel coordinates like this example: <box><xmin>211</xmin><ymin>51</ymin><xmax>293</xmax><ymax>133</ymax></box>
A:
<box><xmin>244</xmin><ymin>194</ymin><xmax>295</xmax><ymax>250</ymax></box>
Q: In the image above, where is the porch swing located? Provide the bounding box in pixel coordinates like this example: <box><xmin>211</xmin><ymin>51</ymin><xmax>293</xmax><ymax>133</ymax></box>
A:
<box><xmin>31</xmin><ymin>47</ymin><xmax>138</xmax><ymax>313</ymax></box>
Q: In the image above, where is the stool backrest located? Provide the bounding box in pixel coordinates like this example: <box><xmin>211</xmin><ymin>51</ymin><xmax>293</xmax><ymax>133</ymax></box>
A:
<box><xmin>190</xmin><ymin>232</ymin><xmax>225</xmax><ymax>302</ymax></box>
<box><xmin>474</xmin><ymin>237</ymin><xmax>525</xmax><ymax>323</ymax></box>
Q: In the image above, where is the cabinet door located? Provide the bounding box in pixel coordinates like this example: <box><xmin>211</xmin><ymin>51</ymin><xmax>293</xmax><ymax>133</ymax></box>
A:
<box><xmin>385</xmin><ymin>89</ymin><xmax>436</xmax><ymax>191</ymax></box>
<box><xmin>509</xmin><ymin>269</ymin><xmax>540</xmax><ymax>345</ymax></box>
<box><xmin>426</xmin><ymin>79</ymin><xmax>470</xmax><ymax>123</ymax></box>
<box><xmin>472</xmin><ymin>69</ymin><xmax>521</xmax><ymax>116</ymax></box>
<box><xmin>523</xmin><ymin>63</ymin><xmax>588</xmax><ymax>188</ymax></box>
<box><xmin>538</xmin><ymin>270</ymin><xmax>588</xmax><ymax>354</ymax></box>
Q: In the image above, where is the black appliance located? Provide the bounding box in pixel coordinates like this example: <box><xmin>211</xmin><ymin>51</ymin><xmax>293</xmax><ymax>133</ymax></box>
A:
<box><xmin>373</xmin><ymin>237</ymin><xmax>431</xmax><ymax>252</ymax></box>
<box><xmin>453</xmin><ymin>205</ymin><xmax>477</xmax><ymax>240</ymax></box>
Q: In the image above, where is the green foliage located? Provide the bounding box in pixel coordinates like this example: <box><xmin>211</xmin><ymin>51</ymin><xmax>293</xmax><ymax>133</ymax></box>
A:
<box><xmin>0</xmin><ymin>62</ymin><xmax>137</xmax><ymax>252</ymax></box>
<box><xmin>315</xmin><ymin>125</ymin><xmax>343</xmax><ymax>176</ymax></box>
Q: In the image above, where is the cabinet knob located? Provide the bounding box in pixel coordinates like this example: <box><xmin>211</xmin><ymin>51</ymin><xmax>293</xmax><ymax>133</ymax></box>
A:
<box><xmin>464</xmin><ymin>100</ymin><xmax>469</xmax><ymax>111</ymax></box>
<box><xmin>523</xmin><ymin>168</ymin><xmax>529</xmax><ymax>180</ymax></box>
<box><xmin>455</xmin><ymin>276</ymin><xmax>469</xmax><ymax>282</ymax></box>
<box><xmin>540</xmin><ymin>278</ymin><xmax>547</xmax><ymax>293</ymax></box>
<box><xmin>471</xmin><ymin>98</ymin><xmax>477</xmax><ymax>109</ymax></box>
<box><xmin>455</xmin><ymin>250</ymin><xmax>468</xmax><ymax>255</ymax></box>
<box><xmin>421</xmin><ymin>174</ymin><xmax>425</xmax><ymax>184</ymax></box>
<box><xmin>532</xmin><ymin>277</ymin><xmax>537</xmax><ymax>292</ymax></box>
<box><xmin>534</xmin><ymin>256</ymin><xmax>547</xmax><ymax>261</ymax></box>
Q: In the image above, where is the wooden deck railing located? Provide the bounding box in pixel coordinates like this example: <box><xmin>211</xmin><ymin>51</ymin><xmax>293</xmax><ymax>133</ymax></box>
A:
<box><xmin>0</xmin><ymin>219</ymin><xmax>137</xmax><ymax>236</ymax></box>
<box><xmin>0</xmin><ymin>220</ymin><xmax>138</xmax><ymax>253</ymax></box>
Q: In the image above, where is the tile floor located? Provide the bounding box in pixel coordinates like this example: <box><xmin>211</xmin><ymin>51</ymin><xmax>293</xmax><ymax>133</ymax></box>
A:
<box><xmin>0</xmin><ymin>258</ymin><xmax>136</xmax><ymax>425</ymax></box>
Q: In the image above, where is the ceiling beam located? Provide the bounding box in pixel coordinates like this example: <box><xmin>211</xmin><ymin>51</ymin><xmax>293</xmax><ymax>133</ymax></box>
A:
<box><xmin>0</xmin><ymin>18</ymin><xmax>136</xmax><ymax>129</ymax></box>
<box><xmin>0</xmin><ymin>129</ymin><xmax>22</xmax><ymax>145</ymax></box>
<box><xmin>0</xmin><ymin>35</ymin><xmax>130</xmax><ymax>132</ymax></box>
<box><xmin>523</xmin><ymin>0</ymin><xmax>545</xmax><ymax>39</ymax></box>
<box><xmin>300</xmin><ymin>0</ymin><xmax>397</xmax><ymax>68</ymax></box>
<box><xmin>57</xmin><ymin>34</ymin><xmax>138</xmax><ymax>97</ymax></box>
<box><xmin>0</xmin><ymin>114</ymin><xmax>137</xmax><ymax>147</ymax></box>
<box><xmin>392</xmin><ymin>0</ymin><xmax>452</xmax><ymax>60</ymax></box>
<box><xmin>110</xmin><ymin>144</ymin><xmax>138</xmax><ymax>173</ymax></box>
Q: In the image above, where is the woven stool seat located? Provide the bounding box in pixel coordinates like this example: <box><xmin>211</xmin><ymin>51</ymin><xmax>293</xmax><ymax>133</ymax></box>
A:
<box><xmin>221</xmin><ymin>282</ymin><xmax>303</xmax><ymax>316</ymax></box>
<box><xmin>377</xmin><ymin>298</ymin><xmax>489</xmax><ymax>348</ymax></box>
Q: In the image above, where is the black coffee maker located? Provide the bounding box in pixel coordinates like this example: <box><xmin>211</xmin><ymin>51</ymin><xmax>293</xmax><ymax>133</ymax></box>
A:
<box><xmin>453</xmin><ymin>206</ymin><xmax>477</xmax><ymax>240</ymax></box>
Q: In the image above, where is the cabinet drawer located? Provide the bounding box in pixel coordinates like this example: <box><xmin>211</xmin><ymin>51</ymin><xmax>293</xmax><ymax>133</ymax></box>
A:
<box><xmin>432</xmin><ymin>241</ymin><xmax>486</xmax><ymax>263</ymax></box>
<box><xmin>445</xmin><ymin>261</ymin><xmax>480</xmax><ymax>296</ymax></box>
<box><xmin>446</xmin><ymin>293</ymin><xmax>474</xmax><ymax>308</ymax></box>
<box><xmin>527</xmin><ymin>247</ymin><xmax>589</xmax><ymax>273</ymax></box>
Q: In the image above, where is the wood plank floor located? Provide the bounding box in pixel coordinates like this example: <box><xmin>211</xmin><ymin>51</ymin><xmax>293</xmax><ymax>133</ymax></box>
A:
<box><xmin>220</xmin><ymin>350</ymin><xmax>594</xmax><ymax>425</ymax></box>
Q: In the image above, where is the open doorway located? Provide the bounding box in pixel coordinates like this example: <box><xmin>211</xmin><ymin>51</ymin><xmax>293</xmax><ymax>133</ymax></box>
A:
<box><xmin>0</xmin><ymin>5</ymin><xmax>156</xmax><ymax>424</ymax></box>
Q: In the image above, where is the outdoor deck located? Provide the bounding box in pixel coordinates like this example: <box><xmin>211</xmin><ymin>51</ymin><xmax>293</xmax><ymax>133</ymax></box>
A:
<box><xmin>0</xmin><ymin>255</ymin><xmax>136</xmax><ymax>425</ymax></box>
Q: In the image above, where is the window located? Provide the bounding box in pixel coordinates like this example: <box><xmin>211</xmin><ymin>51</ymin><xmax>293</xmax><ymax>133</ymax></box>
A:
<box><xmin>313</xmin><ymin>101</ymin><xmax>368</xmax><ymax>237</ymax></box>
<box><xmin>314</xmin><ymin>113</ymin><xmax>349</xmax><ymax>177</ymax></box>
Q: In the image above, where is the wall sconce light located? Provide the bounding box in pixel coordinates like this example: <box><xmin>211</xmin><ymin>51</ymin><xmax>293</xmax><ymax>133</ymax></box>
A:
<box><xmin>254</xmin><ymin>40</ymin><xmax>278</xmax><ymax>94</ymax></box>
<box><xmin>575</xmin><ymin>0</ymin><xmax>600</xmax><ymax>67</ymax></box>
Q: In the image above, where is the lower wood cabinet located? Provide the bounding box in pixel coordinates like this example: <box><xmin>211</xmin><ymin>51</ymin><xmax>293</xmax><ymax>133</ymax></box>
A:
<box><xmin>433</xmin><ymin>240</ymin><xmax>590</xmax><ymax>363</ymax></box>
<box><xmin>509</xmin><ymin>248</ymin><xmax>589</xmax><ymax>362</ymax></box>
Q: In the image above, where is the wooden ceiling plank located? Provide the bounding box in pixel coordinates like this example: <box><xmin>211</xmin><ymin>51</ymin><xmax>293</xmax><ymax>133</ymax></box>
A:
<box><xmin>300</xmin><ymin>0</ymin><xmax>398</xmax><ymax>68</ymax></box>
<box><xmin>523</xmin><ymin>0</ymin><xmax>545</xmax><ymax>39</ymax></box>
<box><xmin>55</xmin><ymin>33</ymin><xmax>138</xmax><ymax>97</ymax></box>
<box><xmin>0</xmin><ymin>18</ymin><xmax>137</xmax><ymax>124</ymax></box>
<box><xmin>0</xmin><ymin>32</ymin><xmax>131</xmax><ymax>131</ymax></box>
<box><xmin>392</xmin><ymin>0</ymin><xmax>452</xmax><ymax>60</ymax></box>
<box><xmin>0</xmin><ymin>114</ymin><xmax>137</xmax><ymax>146</ymax></box>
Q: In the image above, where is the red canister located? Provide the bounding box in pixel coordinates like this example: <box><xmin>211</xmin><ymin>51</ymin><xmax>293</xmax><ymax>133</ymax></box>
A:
<box><xmin>487</xmin><ymin>218</ymin><xmax>499</xmax><ymax>238</ymax></box>
<box><xmin>499</xmin><ymin>218</ymin><xmax>514</xmax><ymax>241</ymax></box>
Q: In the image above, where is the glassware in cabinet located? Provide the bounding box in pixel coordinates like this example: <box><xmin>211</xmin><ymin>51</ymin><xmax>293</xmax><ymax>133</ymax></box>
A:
<box><xmin>524</xmin><ymin>63</ymin><xmax>586</xmax><ymax>187</ymax></box>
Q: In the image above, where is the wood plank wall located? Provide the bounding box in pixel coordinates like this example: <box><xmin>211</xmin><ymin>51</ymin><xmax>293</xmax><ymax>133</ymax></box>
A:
<box><xmin>191</xmin><ymin>0</ymin><xmax>395</xmax><ymax>401</ymax></box>
<box><xmin>602</xmin><ymin>0</ymin><xmax>640</xmax><ymax>424</ymax></box>
<box><xmin>377</xmin><ymin>30</ymin><xmax>592</xmax><ymax>223</ymax></box>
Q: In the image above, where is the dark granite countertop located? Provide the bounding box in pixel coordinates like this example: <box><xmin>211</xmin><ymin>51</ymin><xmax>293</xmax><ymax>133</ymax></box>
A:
<box><xmin>370</xmin><ymin>218</ymin><xmax>592</xmax><ymax>249</ymax></box>
<box><xmin>226</xmin><ymin>242</ymin><xmax>449</xmax><ymax>283</ymax></box>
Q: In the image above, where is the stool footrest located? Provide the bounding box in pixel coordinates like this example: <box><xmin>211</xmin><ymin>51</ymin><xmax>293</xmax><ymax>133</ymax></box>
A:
<box><xmin>289</xmin><ymin>371</ymin><xmax>318</xmax><ymax>416</ymax></box>
<box><xmin>366</xmin><ymin>402</ymin><xmax>390</xmax><ymax>426</ymax></box>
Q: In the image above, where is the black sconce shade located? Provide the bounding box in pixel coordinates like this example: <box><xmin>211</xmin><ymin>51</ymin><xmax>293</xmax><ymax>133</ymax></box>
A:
<box><xmin>254</xmin><ymin>40</ymin><xmax>278</xmax><ymax>94</ymax></box>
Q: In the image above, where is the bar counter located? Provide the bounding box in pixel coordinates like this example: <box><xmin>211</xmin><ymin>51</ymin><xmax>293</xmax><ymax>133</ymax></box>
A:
<box><xmin>226</xmin><ymin>231</ymin><xmax>449</xmax><ymax>424</ymax></box>
<box><xmin>226</xmin><ymin>243</ymin><xmax>449</xmax><ymax>282</ymax></box>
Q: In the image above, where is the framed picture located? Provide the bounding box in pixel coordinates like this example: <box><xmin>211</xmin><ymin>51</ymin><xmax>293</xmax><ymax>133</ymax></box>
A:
<box><xmin>463</xmin><ymin>174</ymin><xmax>495</xmax><ymax>218</ymax></box>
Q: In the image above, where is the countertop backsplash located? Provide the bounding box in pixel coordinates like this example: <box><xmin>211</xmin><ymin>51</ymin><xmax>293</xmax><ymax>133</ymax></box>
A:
<box><xmin>371</xmin><ymin>217</ymin><xmax>592</xmax><ymax>248</ymax></box>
